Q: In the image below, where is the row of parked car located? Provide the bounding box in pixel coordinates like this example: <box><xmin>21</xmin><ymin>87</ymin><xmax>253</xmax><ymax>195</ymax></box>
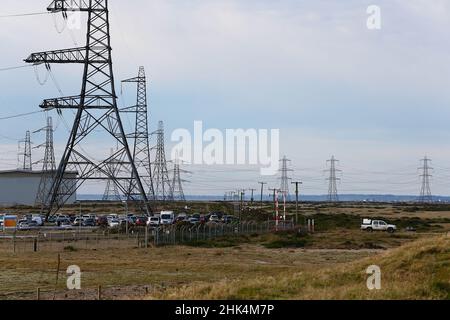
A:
<box><xmin>6</xmin><ymin>211</ymin><xmax>240</xmax><ymax>231</ymax></box>
<box><xmin>149</xmin><ymin>211</ymin><xmax>239</xmax><ymax>227</ymax></box>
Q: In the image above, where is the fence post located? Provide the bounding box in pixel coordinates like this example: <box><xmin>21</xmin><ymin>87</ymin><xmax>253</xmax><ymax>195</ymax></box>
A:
<box><xmin>98</xmin><ymin>285</ymin><xmax>102</xmax><ymax>300</ymax></box>
<box><xmin>34</xmin><ymin>238</ymin><xmax>38</xmax><ymax>252</ymax></box>
<box><xmin>12</xmin><ymin>232</ymin><xmax>16</xmax><ymax>253</ymax></box>
<box><xmin>173</xmin><ymin>226</ymin><xmax>176</xmax><ymax>245</ymax></box>
<box><xmin>36</xmin><ymin>288</ymin><xmax>41</xmax><ymax>301</ymax></box>
<box><xmin>136</xmin><ymin>232</ymin><xmax>139</xmax><ymax>248</ymax></box>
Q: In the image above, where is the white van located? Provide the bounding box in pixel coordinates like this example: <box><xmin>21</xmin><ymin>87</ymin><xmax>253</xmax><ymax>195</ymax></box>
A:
<box><xmin>160</xmin><ymin>211</ymin><xmax>175</xmax><ymax>225</ymax></box>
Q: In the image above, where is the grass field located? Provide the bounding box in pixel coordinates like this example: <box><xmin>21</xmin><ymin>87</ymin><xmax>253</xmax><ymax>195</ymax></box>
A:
<box><xmin>0</xmin><ymin>202</ymin><xmax>449</xmax><ymax>300</ymax></box>
<box><xmin>150</xmin><ymin>234</ymin><xmax>450</xmax><ymax>300</ymax></box>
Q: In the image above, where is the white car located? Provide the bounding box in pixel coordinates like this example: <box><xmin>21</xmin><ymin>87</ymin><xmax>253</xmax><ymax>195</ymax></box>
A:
<box><xmin>60</xmin><ymin>222</ymin><xmax>73</xmax><ymax>230</ymax></box>
<box><xmin>361</xmin><ymin>219</ymin><xmax>397</xmax><ymax>233</ymax></box>
<box><xmin>18</xmin><ymin>221</ymin><xmax>38</xmax><ymax>231</ymax></box>
<box><xmin>209</xmin><ymin>215</ymin><xmax>220</xmax><ymax>223</ymax></box>
<box><xmin>148</xmin><ymin>217</ymin><xmax>160</xmax><ymax>227</ymax></box>
<box><xmin>108</xmin><ymin>219</ymin><xmax>120</xmax><ymax>228</ymax></box>
<box><xmin>31</xmin><ymin>215</ymin><xmax>44</xmax><ymax>226</ymax></box>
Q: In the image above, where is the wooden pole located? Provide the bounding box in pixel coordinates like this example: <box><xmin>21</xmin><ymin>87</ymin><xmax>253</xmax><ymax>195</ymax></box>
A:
<box><xmin>53</xmin><ymin>253</ymin><xmax>61</xmax><ymax>300</ymax></box>
<box><xmin>98</xmin><ymin>285</ymin><xmax>102</xmax><ymax>300</ymax></box>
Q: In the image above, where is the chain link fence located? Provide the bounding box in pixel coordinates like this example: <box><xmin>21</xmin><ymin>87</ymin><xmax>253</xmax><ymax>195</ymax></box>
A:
<box><xmin>153</xmin><ymin>220</ymin><xmax>295</xmax><ymax>246</ymax></box>
<box><xmin>0</xmin><ymin>220</ymin><xmax>295</xmax><ymax>252</ymax></box>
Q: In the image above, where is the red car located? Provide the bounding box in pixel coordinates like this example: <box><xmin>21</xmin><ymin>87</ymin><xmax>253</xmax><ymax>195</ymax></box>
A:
<box><xmin>135</xmin><ymin>217</ymin><xmax>148</xmax><ymax>227</ymax></box>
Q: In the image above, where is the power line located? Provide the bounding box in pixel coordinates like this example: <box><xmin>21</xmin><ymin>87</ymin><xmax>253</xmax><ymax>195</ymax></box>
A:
<box><xmin>0</xmin><ymin>65</ymin><xmax>34</xmax><ymax>72</ymax></box>
<box><xmin>0</xmin><ymin>12</ymin><xmax>49</xmax><ymax>18</ymax></box>
<box><xmin>0</xmin><ymin>110</ymin><xmax>48</xmax><ymax>121</ymax></box>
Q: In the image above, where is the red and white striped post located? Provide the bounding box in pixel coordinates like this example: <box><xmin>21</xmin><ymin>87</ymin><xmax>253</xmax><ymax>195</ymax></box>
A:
<box><xmin>275</xmin><ymin>190</ymin><xmax>279</xmax><ymax>231</ymax></box>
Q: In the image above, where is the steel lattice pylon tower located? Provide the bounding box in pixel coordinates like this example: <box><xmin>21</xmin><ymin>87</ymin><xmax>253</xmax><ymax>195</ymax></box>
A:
<box><xmin>171</xmin><ymin>154</ymin><xmax>189</xmax><ymax>202</ymax></box>
<box><xmin>103</xmin><ymin>148</ymin><xmax>121</xmax><ymax>201</ymax></box>
<box><xmin>121</xmin><ymin>66</ymin><xmax>155</xmax><ymax>199</ymax></box>
<box><xmin>279</xmin><ymin>156</ymin><xmax>293</xmax><ymax>201</ymax></box>
<box><xmin>419</xmin><ymin>156</ymin><xmax>433</xmax><ymax>203</ymax></box>
<box><xmin>25</xmin><ymin>0</ymin><xmax>151</xmax><ymax>217</ymax></box>
<box><xmin>18</xmin><ymin>131</ymin><xmax>33</xmax><ymax>171</ymax></box>
<box><xmin>326</xmin><ymin>156</ymin><xmax>341</xmax><ymax>202</ymax></box>
<box><xmin>34</xmin><ymin>117</ymin><xmax>57</xmax><ymax>210</ymax></box>
<box><xmin>152</xmin><ymin>121</ymin><xmax>173</xmax><ymax>201</ymax></box>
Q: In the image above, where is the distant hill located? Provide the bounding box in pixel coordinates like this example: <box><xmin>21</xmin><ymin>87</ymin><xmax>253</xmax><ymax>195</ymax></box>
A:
<box><xmin>79</xmin><ymin>194</ymin><xmax>450</xmax><ymax>203</ymax></box>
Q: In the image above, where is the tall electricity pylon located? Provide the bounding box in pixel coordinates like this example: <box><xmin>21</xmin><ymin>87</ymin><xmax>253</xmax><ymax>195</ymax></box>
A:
<box><xmin>171</xmin><ymin>155</ymin><xmax>189</xmax><ymax>202</ymax></box>
<box><xmin>25</xmin><ymin>1</ymin><xmax>151</xmax><ymax>217</ymax></box>
<box><xmin>152</xmin><ymin>121</ymin><xmax>173</xmax><ymax>201</ymax></box>
<box><xmin>419</xmin><ymin>156</ymin><xmax>433</xmax><ymax>203</ymax></box>
<box><xmin>34</xmin><ymin>117</ymin><xmax>57</xmax><ymax>210</ymax></box>
<box><xmin>279</xmin><ymin>156</ymin><xmax>293</xmax><ymax>201</ymax></box>
<box><xmin>326</xmin><ymin>156</ymin><xmax>341</xmax><ymax>202</ymax></box>
<box><xmin>103</xmin><ymin>148</ymin><xmax>121</xmax><ymax>201</ymax></box>
<box><xmin>121</xmin><ymin>66</ymin><xmax>155</xmax><ymax>199</ymax></box>
<box><xmin>18</xmin><ymin>131</ymin><xmax>32</xmax><ymax>171</ymax></box>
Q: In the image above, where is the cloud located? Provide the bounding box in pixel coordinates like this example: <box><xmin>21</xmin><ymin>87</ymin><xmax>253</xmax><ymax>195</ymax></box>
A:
<box><xmin>0</xmin><ymin>0</ymin><xmax>449</xmax><ymax>195</ymax></box>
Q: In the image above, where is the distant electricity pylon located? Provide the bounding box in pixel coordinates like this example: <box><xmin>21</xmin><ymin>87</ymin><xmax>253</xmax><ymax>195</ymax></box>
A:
<box><xmin>171</xmin><ymin>154</ymin><xmax>190</xmax><ymax>202</ymax></box>
<box><xmin>279</xmin><ymin>156</ymin><xmax>293</xmax><ymax>201</ymax></box>
<box><xmin>121</xmin><ymin>66</ymin><xmax>155</xmax><ymax>200</ymax></box>
<box><xmin>103</xmin><ymin>148</ymin><xmax>121</xmax><ymax>202</ymax></box>
<box><xmin>34</xmin><ymin>117</ymin><xmax>57</xmax><ymax>210</ymax></box>
<box><xmin>152</xmin><ymin>121</ymin><xmax>173</xmax><ymax>201</ymax></box>
<box><xmin>418</xmin><ymin>156</ymin><xmax>433</xmax><ymax>203</ymax></box>
<box><xmin>18</xmin><ymin>131</ymin><xmax>32</xmax><ymax>171</ymax></box>
<box><xmin>25</xmin><ymin>0</ymin><xmax>151</xmax><ymax>217</ymax></box>
<box><xmin>326</xmin><ymin>156</ymin><xmax>341</xmax><ymax>202</ymax></box>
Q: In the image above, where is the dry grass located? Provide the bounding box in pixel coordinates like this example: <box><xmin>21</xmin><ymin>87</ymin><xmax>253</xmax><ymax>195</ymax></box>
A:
<box><xmin>146</xmin><ymin>234</ymin><xmax>450</xmax><ymax>300</ymax></box>
<box><xmin>1</xmin><ymin>201</ymin><xmax>448</xmax><ymax>300</ymax></box>
<box><xmin>0</xmin><ymin>243</ymin><xmax>375</xmax><ymax>300</ymax></box>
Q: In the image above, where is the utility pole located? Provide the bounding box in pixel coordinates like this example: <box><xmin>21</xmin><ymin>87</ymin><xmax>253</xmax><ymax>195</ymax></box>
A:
<box><xmin>152</xmin><ymin>121</ymin><xmax>173</xmax><ymax>201</ymax></box>
<box><xmin>239</xmin><ymin>189</ymin><xmax>246</xmax><ymax>220</ymax></box>
<box><xmin>326</xmin><ymin>156</ymin><xmax>341</xmax><ymax>202</ymax></box>
<box><xmin>25</xmin><ymin>0</ymin><xmax>151</xmax><ymax>218</ymax></box>
<box><xmin>291</xmin><ymin>181</ymin><xmax>302</xmax><ymax>225</ymax></box>
<box><xmin>18</xmin><ymin>131</ymin><xmax>32</xmax><ymax>171</ymax></box>
<box><xmin>34</xmin><ymin>117</ymin><xmax>57</xmax><ymax>211</ymax></box>
<box><xmin>279</xmin><ymin>156</ymin><xmax>293</xmax><ymax>202</ymax></box>
<box><xmin>249</xmin><ymin>188</ymin><xmax>256</xmax><ymax>204</ymax></box>
<box><xmin>419</xmin><ymin>156</ymin><xmax>433</xmax><ymax>203</ymax></box>
<box><xmin>258</xmin><ymin>182</ymin><xmax>267</xmax><ymax>208</ymax></box>
<box><xmin>121</xmin><ymin>66</ymin><xmax>155</xmax><ymax>200</ymax></box>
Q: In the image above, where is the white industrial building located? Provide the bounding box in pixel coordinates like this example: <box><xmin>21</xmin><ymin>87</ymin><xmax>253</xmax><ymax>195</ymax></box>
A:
<box><xmin>0</xmin><ymin>170</ymin><xmax>77</xmax><ymax>207</ymax></box>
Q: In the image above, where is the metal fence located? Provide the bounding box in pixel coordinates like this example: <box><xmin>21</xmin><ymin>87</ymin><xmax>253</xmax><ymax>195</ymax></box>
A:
<box><xmin>0</xmin><ymin>220</ymin><xmax>296</xmax><ymax>252</ymax></box>
<box><xmin>153</xmin><ymin>220</ymin><xmax>295</xmax><ymax>246</ymax></box>
<box><xmin>0</xmin><ymin>231</ymin><xmax>146</xmax><ymax>253</ymax></box>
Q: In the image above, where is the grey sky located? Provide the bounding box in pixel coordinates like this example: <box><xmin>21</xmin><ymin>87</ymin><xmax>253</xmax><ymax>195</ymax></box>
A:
<box><xmin>1</xmin><ymin>0</ymin><xmax>450</xmax><ymax>196</ymax></box>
